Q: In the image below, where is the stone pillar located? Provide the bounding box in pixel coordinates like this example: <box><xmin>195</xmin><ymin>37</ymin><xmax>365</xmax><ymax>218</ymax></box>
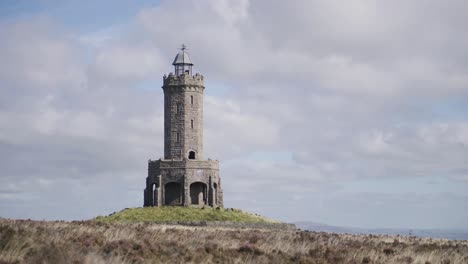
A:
<box><xmin>156</xmin><ymin>176</ymin><xmax>162</xmax><ymax>207</ymax></box>
<box><xmin>143</xmin><ymin>189</ymin><xmax>149</xmax><ymax>207</ymax></box>
<box><xmin>153</xmin><ymin>187</ymin><xmax>158</xmax><ymax>207</ymax></box>
<box><xmin>218</xmin><ymin>178</ymin><xmax>223</xmax><ymax>208</ymax></box>
<box><xmin>183</xmin><ymin>176</ymin><xmax>190</xmax><ymax>206</ymax></box>
<box><xmin>161</xmin><ymin>182</ymin><xmax>165</xmax><ymax>206</ymax></box>
<box><xmin>144</xmin><ymin>182</ymin><xmax>153</xmax><ymax>207</ymax></box>
<box><xmin>208</xmin><ymin>177</ymin><xmax>214</xmax><ymax>206</ymax></box>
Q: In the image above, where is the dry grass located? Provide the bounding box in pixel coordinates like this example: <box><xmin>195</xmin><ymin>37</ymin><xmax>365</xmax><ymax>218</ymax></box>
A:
<box><xmin>1</xmin><ymin>218</ymin><xmax>467</xmax><ymax>264</ymax></box>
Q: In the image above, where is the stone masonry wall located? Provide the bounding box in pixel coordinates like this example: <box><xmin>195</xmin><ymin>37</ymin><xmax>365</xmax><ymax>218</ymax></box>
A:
<box><xmin>144</xmin><ymin>159</ymin><xmax>222</xmax><ymax>207</ymax></box>
<box><xmin>144</xmin><ymin>70</ymin><xmax>223</xmax><ymax>208</ymax></box>
<box><xmin>163</xmin><ymin>73</ymin><xmax>204</xmax><ymax>160</ymax></box>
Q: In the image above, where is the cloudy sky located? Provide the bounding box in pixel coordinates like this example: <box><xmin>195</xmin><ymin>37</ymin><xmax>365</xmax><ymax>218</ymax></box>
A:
<box><xmin>1</xmin><ymin>0</ymin><xmax>467</xmax><ymax>230</ymax></box>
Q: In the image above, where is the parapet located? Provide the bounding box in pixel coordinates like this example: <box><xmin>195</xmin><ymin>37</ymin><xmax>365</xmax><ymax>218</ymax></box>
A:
<box><xmin>163</xmin><ymin>72</ymin><xmax>204</xmax><ymax>88</ymax></box>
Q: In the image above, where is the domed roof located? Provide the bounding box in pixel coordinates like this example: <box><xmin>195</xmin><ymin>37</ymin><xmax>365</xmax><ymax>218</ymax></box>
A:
<box><xmin>172</xmin><ymin>50</ymin><xmax>193</xmax><ymax>65</ymax></box>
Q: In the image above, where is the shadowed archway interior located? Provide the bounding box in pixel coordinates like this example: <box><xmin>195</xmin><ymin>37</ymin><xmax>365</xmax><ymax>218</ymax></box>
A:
<box><xmin>165</xmin><ymin>182</ymin><xmax>182</xmax><ymax>205</ymax></box>
<box><xmin>190</xmin><ymin>182</ymin><xmax>207</xmax><ymax>205</ymax></box>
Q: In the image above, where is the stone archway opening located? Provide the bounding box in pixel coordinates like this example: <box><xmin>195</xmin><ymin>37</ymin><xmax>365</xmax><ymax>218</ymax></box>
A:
<box><xmin>188</xmin><ymin>151</ymin><xmax>196</xmax><ymax>160</ymax></box>
<box><xmin>190</xmin><ymin>182</ymin><xmax>207</xmax><ymax>206</ymax></box>
<box><xmin>164</xmin><ymin>182</ymin><xmax>182</xmax><ymax>205</ymax></box>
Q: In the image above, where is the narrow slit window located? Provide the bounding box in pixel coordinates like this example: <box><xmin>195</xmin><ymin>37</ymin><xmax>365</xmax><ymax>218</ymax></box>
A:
<box><xmin>191</xmin><ymin>95</ymin><xmax>193</xmax><ymax>105</ymax></box>
<box><xmin>176</xmin><ymin>104</ymin><xmax>179</xmax><ymax>113</ymax></box>
<box><xmin>191</xmin><ymin>119</ymin><xmax>194</xmax><ymax>128</ymax></box>
<box><xmin>176</xmin><ymin>132</ymin><xmax>180</xmax><ymax>142</ymax></box>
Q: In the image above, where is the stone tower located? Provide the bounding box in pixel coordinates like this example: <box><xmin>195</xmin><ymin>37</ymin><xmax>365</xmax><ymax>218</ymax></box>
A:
<box><xmin>144</xmin><ymin>46</ymin><xmax>223</xmax><ymax>207</ymax></box>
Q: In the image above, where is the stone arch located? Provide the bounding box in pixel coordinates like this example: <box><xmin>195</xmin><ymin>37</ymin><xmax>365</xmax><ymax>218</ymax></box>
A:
<box><xmin>188</xmin><ymin>150</ymin><xmax>196</xmax><ymax>160</ymax></box>
<box><xmin>190</xmin><ymin>182</ymin><xmax>207</xmax><ymax>206</ymax></box>
<box><xmin>164</xmin><ymin>182</ymin><xmax>182</xmax><ymax>205</ymax></box>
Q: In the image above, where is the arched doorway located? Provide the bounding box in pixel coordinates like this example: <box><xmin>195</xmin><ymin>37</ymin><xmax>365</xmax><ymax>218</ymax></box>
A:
<box><xmin>190</xmin><ymin>182</ymin><xmax>207</xmax><ymax>206</ymax></box>
<box><xmin>165</xmin><ymin>182</ymin><xmax>181</xmax><ymax>205</ymax></box>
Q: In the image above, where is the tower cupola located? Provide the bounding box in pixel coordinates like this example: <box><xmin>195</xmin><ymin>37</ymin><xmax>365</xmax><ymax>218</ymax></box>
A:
<box><xmin>172</xmin><ymin>44</ymin><xmax>193</xmax><ymax>76</ymax></box>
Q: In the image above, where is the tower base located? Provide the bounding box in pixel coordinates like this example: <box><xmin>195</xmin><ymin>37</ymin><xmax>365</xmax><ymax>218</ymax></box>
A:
<box><xmin>144</xmin><ymin>159</ymin><xmax>223</xmax><ymax>207</ymax></box>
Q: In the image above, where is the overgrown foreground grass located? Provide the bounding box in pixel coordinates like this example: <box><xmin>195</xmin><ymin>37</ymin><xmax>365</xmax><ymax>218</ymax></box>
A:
<box><xmin>1</xmin><ymin>218</ymin><xmax>468</xmax><ymax>264</ymax></box>
<box><xmin>94</xmin><ymin>207</ymin><xmax>275</xmax><ymax>223</ymax></box>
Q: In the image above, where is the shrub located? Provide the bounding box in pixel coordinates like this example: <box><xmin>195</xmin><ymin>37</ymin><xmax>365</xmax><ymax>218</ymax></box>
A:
<box><xmin>238</xmin><ymin>242</ymin><xmax>263</xmax><ymax>255</ymax></box>
<box><xmin>0</xmin><ymin>225</ymin><xmax>15</xmax><ymax>250</ymax></box>
<box><xmin>383</xmin><ymin>248</ymin><xmax>394</xmax><ymax>255</ymax></box>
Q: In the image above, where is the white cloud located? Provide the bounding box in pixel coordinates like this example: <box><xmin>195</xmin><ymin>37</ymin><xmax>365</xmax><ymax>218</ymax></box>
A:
<box><xmin>205</xmin><ymin>96</ymin><xmax>280</xmax><ymax>158</ymax></box>
<box><xmin>0</xmin><ymin>18</ymin><xmax>85</xmax><ymax>90</ymax></box>
<box><xmin>93</xmin><ymin>46</ymin><xmax>164</xmax><ymax>81</ymax></box>
<box><xmin>1</xmin><ymin>0</ymin><xmax>468</xmax><ymax>228</ymax></box>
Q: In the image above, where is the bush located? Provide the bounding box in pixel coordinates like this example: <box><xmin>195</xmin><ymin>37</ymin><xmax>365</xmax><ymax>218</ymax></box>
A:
<box><xmin>383</xmin><ymin>248</ymin><xmax>394</xmax><ymax>255</ymax></box>
<box><xmin>0</xmin><ymin>225</ymin><xmax>15</xmax><ymax>250</ymax></box>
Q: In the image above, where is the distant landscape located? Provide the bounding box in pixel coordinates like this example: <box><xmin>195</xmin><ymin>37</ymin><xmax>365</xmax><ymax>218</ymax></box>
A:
<box><xmin>295</xmin><ymin>222</ymin><xmax>468</xmax><ymax>241</ymax></box>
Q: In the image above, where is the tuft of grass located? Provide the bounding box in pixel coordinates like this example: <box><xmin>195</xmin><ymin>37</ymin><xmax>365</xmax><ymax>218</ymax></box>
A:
<box><xmin>94</xmin><ymin>207</ymin><xmax>276</xmax><ymax>224</ymax></box>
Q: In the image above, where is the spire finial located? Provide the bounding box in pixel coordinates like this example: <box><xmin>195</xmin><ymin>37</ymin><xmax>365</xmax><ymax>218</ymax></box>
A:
<box><xmin>180</xmin><ymin>44</ymin><xmax>187</xmax><ymax>51</ymax></box>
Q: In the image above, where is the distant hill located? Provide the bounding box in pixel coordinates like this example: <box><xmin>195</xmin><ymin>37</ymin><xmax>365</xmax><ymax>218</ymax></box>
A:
<box><xmin>295</xmin><ymin>221</ymin><xmax>468</xmax><ymax>240</ymax></box>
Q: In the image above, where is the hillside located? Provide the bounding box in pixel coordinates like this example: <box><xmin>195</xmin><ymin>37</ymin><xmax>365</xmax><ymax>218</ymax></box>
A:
<box><xmin>1</xmin><ymin>217</ymin><xmax>468</xmax><ymax>263</ymax></box>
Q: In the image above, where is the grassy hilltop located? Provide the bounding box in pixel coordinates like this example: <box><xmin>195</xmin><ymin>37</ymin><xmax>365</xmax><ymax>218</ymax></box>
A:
<box><xmin>94</xmin><ymin>206</ymin><xmax>275</xmax><ymax>224</ymax></box>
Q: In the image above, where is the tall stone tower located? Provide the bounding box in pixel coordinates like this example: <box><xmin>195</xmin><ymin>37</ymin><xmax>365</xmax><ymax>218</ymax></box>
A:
<box><xmin>144</xmin><ymin>46</ymin><xmax>223</xmax><ymax>207</ymax></box>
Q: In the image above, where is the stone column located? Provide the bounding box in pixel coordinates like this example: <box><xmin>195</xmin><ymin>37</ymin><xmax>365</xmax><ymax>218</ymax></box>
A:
<box><xmin>208</xmin><ymin>177</ymin><xmax>214</xmax><ymax>206</ymax></box>
<box><xmin>183</xmin><ymin>175</ymin><xmax>190</xmax><ymax>206</ymax></box>
<box><xmin>143</xmin><ymin>189</ymin><xmax>149</xmax><ymax>207</ymax></box>
<box><xmin>153</xmin><ymin>185</ymin><xmax>160</xmax><ymax>206</ymax></box>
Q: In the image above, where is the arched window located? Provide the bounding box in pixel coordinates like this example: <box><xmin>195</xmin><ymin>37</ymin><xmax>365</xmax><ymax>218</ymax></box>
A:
<box><xmin>188</xmin><ymin>151</ymin><xmax>196</xmax><ymax>160</ymax></box>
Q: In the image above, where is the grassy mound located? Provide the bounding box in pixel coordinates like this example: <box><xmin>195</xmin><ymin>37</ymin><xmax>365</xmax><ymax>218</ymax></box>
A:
<box><xmin>94</xmin><ymin>207</ymin><xmax>276</xmax><ymax>223</ymax></box>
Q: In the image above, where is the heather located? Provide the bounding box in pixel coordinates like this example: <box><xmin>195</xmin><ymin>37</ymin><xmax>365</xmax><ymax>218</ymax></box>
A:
<box><xmin>1</xmin><ymin>218</ymin><xmax>467</xmax><ymax>264</ymax></box>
